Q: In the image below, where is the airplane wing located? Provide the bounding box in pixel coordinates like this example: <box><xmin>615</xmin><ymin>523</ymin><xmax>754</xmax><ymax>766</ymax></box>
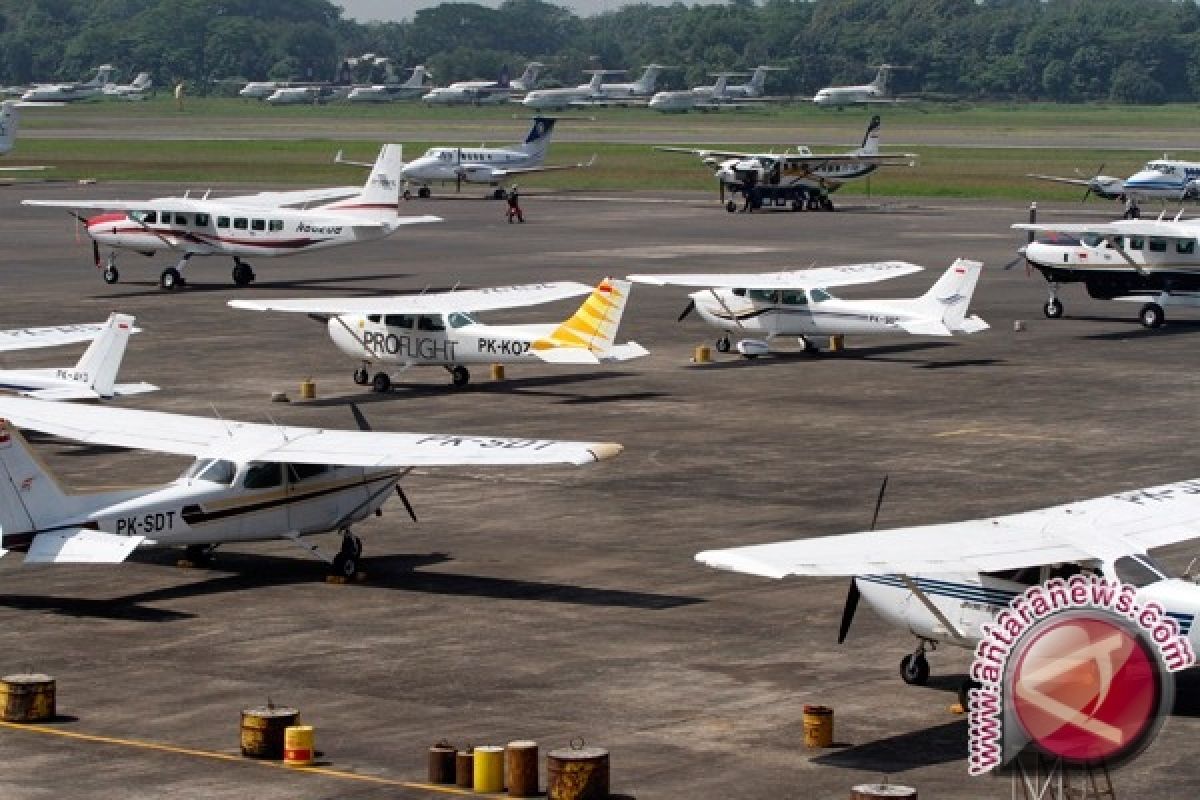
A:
<box><xmin>656</xmin><ymin>146</ymin><xmax>755</xmax><ymax>160</ymax></box>
<box><xmin>22</xmin><ymin>198</ymin><xmax>187</xmax><ymax>212</ymax></box>
<box><xmin>216</xmin><ymin>187</ymin><xmax>363</xmax><ymax>209</ymax></box>
<box><xmin>0</xmin><ymin>166</ymin><xmax>51</xmax><ymax>172</ymax></box>
<box><xmin>0</xmin><ymin>322</ymin><xmax>116</xmax><ymax>353</ymax></box>
<box><xmin>780</xmin><ymin>152</ymin><xmax>917</xmax><ymax>167</ymax></box>
<box><xmin>492</xmin><ymin>155</ymin><xmax>597</xmax><ymax>178</ymax></box>
<box><xmin>628</xmin><ymin>261</ymin><xmax>925</xmax><ymax>290</ymax></box>
<box><xmin>696</xmin><ymin>477</ymin><xmax>1200</xmax><ymax>579</ymax></box>
<box><xmin>0</xmin><ymin>396</ymin><xmax>621</xmax><ymax>467</ymax></box>
<box><xmin>1012</xmin><ymin>221</ymin><xmax>1187</xmax><ymax>237</ymax></box>
<box><xmin>1026</xmin><ymin>174</ymin><xmax>1095</xmax><ymax>188</ymax></box>
<box><xmin>228</xmin><ymin>281</ymin><xmax>594</xmax><ymax>315</ymax></box>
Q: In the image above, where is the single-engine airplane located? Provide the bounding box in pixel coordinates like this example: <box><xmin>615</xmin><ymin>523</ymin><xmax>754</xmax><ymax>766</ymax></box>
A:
<box><xmin>697</xmin><ymin>476</ymin><xmax>1200</xmax><ymax>689</ymax></box>
<box><xmin>23</xmin><ymin>145</ymin><xmax>439</xmax><ymax>290</ymax></box>
<box><xmin>0</xmin><ymin>312</ymin><xmax>156</xmax><ymax>400</ymax></box>
<box><xmin>629</xmin><ymin>259</ymin><xmax>987</xmax><ymax>358</ymax></box>
<box><xmin>229</xmin><ymin>278</ymin><xmax>648</xmax><ymax>391</ymax></box>
<box><xmin>0</xmin><ymin>396</ymin><xmax>621</xmax><ymax>578</ymax></box>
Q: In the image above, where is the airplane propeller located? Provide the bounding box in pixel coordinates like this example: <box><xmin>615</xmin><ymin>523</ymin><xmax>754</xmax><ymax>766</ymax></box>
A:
<box><xmin>837</xmin><ymin>474</ymin><xmax>888</xmax><ymax>644</ymax></box>
<box><xmin>1081</xmin><ymin>162</ymin><xmax>1106</xmax><ymax>202</ymax></box>
<box><xmin>350</xmin><ymin>403</ymin><xmax>419</xmax><ymax>523</ymax></box>
<box><xmin>676</xmin><ymin>298</ymin><xmax>696</xmax><ymax>322</ymax></box>
<box><xmin>1002</xmin><ymin>202</ymin><xmax>1038</xmax><ymax>271</ymax></box>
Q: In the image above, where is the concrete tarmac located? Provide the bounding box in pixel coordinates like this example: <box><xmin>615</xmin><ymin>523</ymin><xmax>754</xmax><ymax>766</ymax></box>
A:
<box><xmin>1</xmin><ymin>186</ymin><xmax>1199</xmax><ymax>799</ymax></box>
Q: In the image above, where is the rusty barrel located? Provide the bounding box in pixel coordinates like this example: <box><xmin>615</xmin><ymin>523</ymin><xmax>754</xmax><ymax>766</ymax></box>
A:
<box><xmin>506</xmin><ymin>740</ymin><xmax>539</xmax><ymax>797</ymax></box>
<box><xmin>850</xmin><ymin>784</ymin><xmax>917</xmax><ymax>799</ymax></box>
<box><xmin>803</xmin><ymin>704</ymin><xmax>834</xmax><ymax>748</ymax></box>
<box><xmin>0</xmin><ymin>674</ymin><xmax>55</xmax><ymax>723</ymax></box>
<box><xmin>547</xmin><ymin>745</ymin><xmax>609</xmax><ymax>800</ymax></box>
<box><xmin>455</xmin><ymin>748</ymin><xmax>474</xmax><ymax>789</ymax></box>
<box><xmin>240</xmin><ymin>706</ymin><xmax>299</xmax><ymax>759</ymax></box>
<box><xmin>428</xmin><ymin>740</ymin><xmax>457</xmax><ymax>784</ymax></box>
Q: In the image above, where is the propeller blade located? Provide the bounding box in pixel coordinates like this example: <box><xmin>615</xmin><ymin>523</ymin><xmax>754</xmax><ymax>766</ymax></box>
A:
<box><xmin>1002</xmin><ymin>245</ymin><xmax>1029</xmax><ymax>271</ymax></box>
<box><xmin>396</xmin><ymin>485</ymin><xmax>418</xmax><ymax>523</ymax></box>
<box><xmin>677</xmin><ymin>298</ymin><xmax>696</xmax><ymax>322</ymax></box>
<box><xmin>869</xmin><ymin>474</ymin><xmax>889</xmax><ymax>531</ymax></box>
<box><xmin>837</xmin><ymin>580</ymin><xmax>861</xmax><ymax>644</ymax></box>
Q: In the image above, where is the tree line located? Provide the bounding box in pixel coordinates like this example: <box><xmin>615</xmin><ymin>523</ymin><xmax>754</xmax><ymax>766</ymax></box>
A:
<box><xmin>2</xmin><ymin>0</ymin><xmax>1197</xmax><ymax>103</ymax></box>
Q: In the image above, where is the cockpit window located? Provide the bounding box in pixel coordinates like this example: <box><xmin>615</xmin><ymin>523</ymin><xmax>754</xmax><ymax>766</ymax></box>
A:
<box><xmin>182</xmin><ymin>458</ymin><xmax>236</xmax><ymax>486</ymax></box>
<box><xmin>384</xmin><ymin>314</ymin><xmax>413</xmax><ymax>328</ymax></box>
<box><xmin>288</xmin><ymin>463</ymin><xmax>332</xmax><ymax>483</ymax></box>
<box><xmin>243</xmin><ymin>462</ymin><xmax>282</xmax><ymax>490</ymax></box>
<box><xmin>780</xmin><ymin>290</ymin><xmax>807</xmax><ymax>305</ymax></box>
<box><xmin>447</xmin><ymin>312</ymin><xmax>476</xmax><ymax>328</ymax></box>
<box><xmin>1128</xmin><ymin>236</ymin><xmax>1145</xmax><ymax>251</ymax></box>
<box><xmin>747</xmin><ymin>289</ymin><xmax>776</xmax><ymax>303</ymax></box>
<box><xmin>1036</xmin><ymin>232</ymin><xmax>1081</xmax><ymax>246</ymax></box>
<box><xmin>417</xmin><ymin>314</ymin><xmax>446</xmax><ymax>331</ymax></box>
<box><xmin>1113</xmin><ymin>555</ymin><xmax>1167</xmax><ymax>588</ymax></box>
<box><xmin>984</xmin><ymin>566</ymin><xmax>1043</xmax><ymax>586</ymax></box>
<box><xmin>1081</xmin><ymin>233</ymin><xmax>1103</xmax><ymax>247</ymax></box>
<box><xmin>131</xmin><ymin>210</ymin><xmax>156</xmax><ymax>224</ymax></box>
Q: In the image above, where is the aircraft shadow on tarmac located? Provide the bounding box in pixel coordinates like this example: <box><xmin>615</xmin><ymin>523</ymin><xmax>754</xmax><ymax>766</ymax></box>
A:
<box><xmin>697</xmin><ymin>341</ymin><xmax>1003</xmax><ymax>370</ymax></box>
<box><xmin>812</xmin><ymin>719</ymin><xmax>967</xmax><ymax>771</ymax></box>
<box><xmin>303</xmin><ymin>371</ymin><xmax>666</xmax><ymax>406</ymax></box>
<box><xmin>1080</xmin><ymin>318</ymin><xmax>1200</xmax><ymax>341</ymax></box>
<box><xmin>88</xmin><ymin>272</ymin><xmax>417</xmax><ymax>299</ymax></box>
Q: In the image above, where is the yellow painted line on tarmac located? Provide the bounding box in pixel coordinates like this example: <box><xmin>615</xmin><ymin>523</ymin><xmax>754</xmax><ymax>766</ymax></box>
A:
<box><xmin>0</xmin><ymin>720</ymin><xmax>487</xmax><ymax>797</ymax></box>
<box><xmin>934</xmin><ymin>427</ymin><xmax>1068</xmax><ymax>442</ymax></box>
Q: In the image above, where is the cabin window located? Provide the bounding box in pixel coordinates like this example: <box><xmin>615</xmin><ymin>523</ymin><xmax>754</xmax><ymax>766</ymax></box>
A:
<box><xmin>194</xmin><ymin>213</ymin><xmax>210</xmax><ymax>227</ymax></box>
<box><xmin>732</xmin><ymin>288</ymin><xmax>746</xmax><ymax>297</ymax></box>
<box><xmin>1113</xmin><ymin>555</ymin><xmax>1167</xmax><ymax>588</ymax></box>
<box><xmin>447</xmin><ymin>312</ymin><xmax>476</xmax><ymax>328</ymax></box>
<box><xmin>367</xmin><ymin>314</ymin><xmax>381</xmax><ymax>323</ymax></box>
<box><xmin>288</xmin><ymin>463</ymin><xmax>331</xmax><ymax>483</ymax></box>
<box><xmin>182</xmin><ymin>458</ymin><xmax>236</xmax><ymax>486</ymax></box>
<box><xmin>780</xmin><ymin>290</ymin><xmax>807</xmax><ymax>305</ymax></box>
<box><xmin>242</xmin><ymin>462</ymin><xmax>282</xmax><ymax>490</ymax></box>
<box><xmin>983</xmin><ymin>567</ymin><xmax>1042</xmax><ymax>586</ymax></box>
<box><xmin>809</xmin><ymin>288</ymin><xmax>831</xmax><ymax>302</ymax></box>
<box><xmin>233</xmin><ymin>218</ymin><xmax>248</xmax><ymax>230</ymax></box>
<box><xmin>1177</xmin><ymin>239</ymin><xmax>1196</xmax><ymax>254</ymax></box>
<box><xmin>174</xmin><ymin>214</ymin><xmax>188</xmax><ymax>225</ymax></box>
<box><xmin>217</xmin><ymin>216</ymin><xmax>230</xmax><ymax>228</ymax></box>
<box><xmin>417</xmin><ymin>314</ymin><xmax>445</xmax><ymax>331</ymax></box>
<box><xmin>1149</xmin><ymin>238</ymin><xmax>1167</xmax><ymax>253</ymax></box>
<box><xmin>160</xmin><ymin>210</ymin><xmax>171</xmax><ymax>223</ymax></box>
<box><xmin>747</xmin><ymin>289</ymin><xmax>777</xmax><ymax>303</ymax></box>
<box><xmin>1128</xmin><ymin>236</ymin><xmax>1144</xmax><ymax>251</ymax></box>
<box><xmin>384</xmin><ymin>314</ymin><xmax>413</xmax><ymax>328</ymax></box>
<box><xmin>131</xmin><ymin>210</ymin><xmax>156</xmax><ymax>224</ymax></box>
<box><xmin>269</xmin><ymin>220</ymin><xmax>283</xmax><ymax>232</ymax></box>
<box><xmin>251</xmin><ymin>219</ymin><xmax>265</xmax><ymax>232</ymax></box>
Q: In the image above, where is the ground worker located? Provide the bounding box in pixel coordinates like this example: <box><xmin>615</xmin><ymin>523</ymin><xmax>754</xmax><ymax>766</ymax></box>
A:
<box><xmin>506</xmin><ymin>185</ymin><xmax>525</xmax><ymax>223</ymax></box>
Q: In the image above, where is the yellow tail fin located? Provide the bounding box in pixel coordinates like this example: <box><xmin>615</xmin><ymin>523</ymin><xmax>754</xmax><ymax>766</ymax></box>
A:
<box><xmin>533</xmin><ymin>277</ymin><xmax>631</xmax><ymax>353</ymax></box>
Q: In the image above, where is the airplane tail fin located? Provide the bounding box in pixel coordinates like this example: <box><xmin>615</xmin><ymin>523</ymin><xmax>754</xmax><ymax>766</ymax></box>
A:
<box><xmin>132</xmin><ymin>72</ymin><xmax>152</xmax><ymax>89</ymax></box>
<box><xmin>325</xmin><ymin>144</ymin><xmax>403</xmax><ymax>212</ymax></box>
<box><xmin>517</xmin><ymin>117</ymin><xmax>557</xmax><ymax>160</ymax></box>
<box><xmin>518</xmin><ymin>62</ymin><xmax>542</xmax><ymax>89</ymax></box>
<box><xmin>748</xmin><ymin>67</ymin><xmax>768</xmax><ymax>94</ymax></box>
<box><xmin>405</xmin><ymin>65</ymin><xmax>429</xmax><ymax>88</ymax></box>
<box><xmin>869</xmin><ymin>65</ymin><xmax>891</xmax><ymax>93</ymax></box>
<box><xmin>88</xmin><ymin>65</ymin><xmax>116</xmax><ymax>87</ymax></box>
<box><xmin>914</xmin><ymin>259</ymin><xmax>988</xmax><ymax>334</ymax></box>
<box><xmin>0</xmin><ymin>101</ymin><xmax>17</xmax><ymax>155</ymax></box>
<box><xmin>533</xmin><ymin>278</ymin><xmax>647</xmax><ymax>363</ymax></box>
<box><xmin>29</xmin><ymin>312</ymin><xmax>158</xmax><ymax>400</ymax></box>
<box><xmin>858</xmin><ymin>115</ymin><xmax>882</xmax><ymax>155</ymax></box>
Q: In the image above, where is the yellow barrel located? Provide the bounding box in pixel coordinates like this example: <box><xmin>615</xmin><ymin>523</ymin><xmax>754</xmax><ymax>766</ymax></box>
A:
<box><xmin>474</xmin><ymin>745</ymin><xmax>505</xmax><ymax>793</ymax></box>
<box><xmin>506</xmin><ymin>740</ymin><xmax>538</xmax><ymax>797</ymax></box>
<box><xmin>490</xmin><ymin>364</ymin><xmax>506</xmax><ymax>381</ymax></box>
<box><xmin>0</xmin><ymin>674</ymin><xmax>55</xmax><ymax>723</ymax></box>
<box><xmin>693</xmin><ymin>345</ymin><xmax>711</xmax><ymax>363</ymax></box>
<box><xmin>828</xmin><ymin>335</ymin><xmax>845</xmax><ymax>352</ymax></box>
<box><xmin>300</xmin><ymin>379</ymin><xmax>316</xmax><ymax>400</ymax></box>
<box><xmin>803</xmin><ymin>704</ymin><xmax>834</xmax><ymax>748</ymax></box>
<box><xmin>547</xmin><ymin>745</ymin><xmax>609</xmax><ymax>800</ymax></box>
<box><xmin>283</xmin><ymin>725</ymin><xmax>315</xmax><ymax>766</ymax></box>
<box><xmin>240</xmin><ymin>706</ymin><xmax>299</xmax><ymax>759</ymax></box>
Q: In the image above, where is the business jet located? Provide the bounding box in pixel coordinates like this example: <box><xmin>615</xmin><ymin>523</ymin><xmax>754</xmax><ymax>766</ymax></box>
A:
<box><xmin>629</xmin><ymin>259</ymin><xmax>987</xmax><ymax>357</ymax></box>
<box><xmin>806</xmin><ymin>64</ymin><xmax>914</xmax><ymax>107</ymax></box>
<box><xmin>657</xmin><ymin>116</ymin><xmax>917</xmax><ymax>211</ymax></box>
<box><xmin>230</xmin><ymin>278</ymin><xmax>648</xmax><ymax>391</ymax></box>
<box><xmin>522</xmin><ymin>65</ymin><xmax>668</xmax><ymax>110</ymax></box>
<box><xmin>649</xmin><ymin>66</ymin><xmax>786</xmax><ymax>113</ymax></box>
<box><xmin>697</xmin><ymin>476</ymin><xmax>1200</xmax><ymax>688</ymax></box>
<box><xmin>103</xmin><ymin>72</ymin><xmax>153</xmax><ymax>101</ymax></box>
<box><xmin>521</xmin><ymin>72</ymin><xmax>606</xmax><ymax>110</ymax></box>
<box><xmin>0</xmin><ymin>101</ymin><xmax>51</xmax><ymax>173</ymax></box>
<box><xmin>1028</xmin><ymin>158</ymin><xmax>1200</xmax><ymax>219</ymax></box>
<box><xmin>20</xmin><ymin>65</ymin><xmax>115</xmax><ymax>103</ymax></box>
<box><xmin>0</xmin><ymin>396</ymin><xmax>621</xmax><ymax>578</ymax></box>
<box><xmin>0</xmin><ymin>312</ymin><xmax>156</xmax><ymax>400</ymax></box>
<box><xmin>1011</xmin><ymin>214</ymin><xmax>1200</xmax><ymax>327</ymax></box>
<box><xmin>23</xmin><ymin>144</ymin><xmax>439</xmax><ymax>290</ymax></box>
<box><xmin>345</xmin><ymin>65</ymin><xmax>432</xmax><ymax>103</ymax></box>
<box><xmin>397</xmin><ymin>116</ymin><xmax>593</xmax><ymax>199</ymax></box>
<box><xmin>422</xmin><ymin>62</ymin><xmax>543</xmax><ymax>105</ymax></box>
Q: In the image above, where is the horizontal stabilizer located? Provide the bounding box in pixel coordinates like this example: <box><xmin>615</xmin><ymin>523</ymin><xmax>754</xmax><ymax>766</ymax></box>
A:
<box><xmin>599</xmin><ymin>342</ymin><xmax>650</xmax><ymax>362</ymax></box>
<box><xmin>113</xmin><ymin>382</ymin><xmax>160</xmax><ymax>397</ymax></box>
<box><xmin>533</xmin><ymin>347</ymin><xmax>602</xmax><ymax>364</ymax></box>
<box><xmin>21</xmin><ymin>386</ymin><xmax>100</xmax><ymax>401</ymax></box>
<box><xmin>958</xmin><ymin>316</ymin><xmax>989</xmax><ymax>334</ymax></box>
<box><xmin>897</xmin><ymin>320</ymin><xmax>952</xmax><ymax>336</ymax></box>
<box><xmin>26</xmin><ymin>529</ymin><xmax>144</xmax><ymax>564</ymax></box>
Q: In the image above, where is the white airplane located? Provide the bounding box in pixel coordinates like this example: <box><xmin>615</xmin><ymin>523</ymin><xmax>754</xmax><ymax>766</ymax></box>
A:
<box><xmin>20</xmin><ymin>65</ymin><xmax>115</xmax><ymax>103</ymax></box>
<box><xmin>0</xmin><ymin>312</ymin><xmax>156</xmax><ymax>400</ymax></box>
<box><xmin>0</xmin><ymin>101</ymin><xmax>51</xmax><ymax>173</ymax></box>
<box><xmin>649</xmin><ymin>66</ymin><xmax>786</xmax><ymax>113</ymax></box>
<box><xmin>657</xmin><ymin>116</ymin><xmax>917</xmax><ymax>211</ymax></box>
<box><xmin>1011</xmin><ymin>215</ymin><xmax>1200</xmax><ymax>327</ymax></box>
<box><xmin>230</xmin><ymin>278</ymin><xmax>648</xmax><ymax>391</ymax></box>
<box><xmin>696</xmin><ymin>476</ymin><xmax>1200</xmax><ymax>688</ymax></box>
<box><xmin>522</xmin><ymin>65</ymin><xmax>669</xmax><ymax>110</ymax></box>
<box><xmin>345</xmin><ymin>65</ymin><xmax>432</xmax><ymax>103</ymax></box>
<box><xmin>807</xmin><ymin>64</ymin><xmax>914</xmax><ymax>107</ymax></box>
<box><xmin>521</xmin><ymin>72</ymin><xmax>605</xmax><ymax>111</ymax></box>
<box><xmin>397</xmin><ymin>117</ymin><xmax>593</xmax><ymax>199</ymax></box>
<box><xmin>22</xmin><ymin>144</ymin><xmax>440</xmax><ymax>290</ymax></box>
<box><xmin>0</xmin><ymin>396</ymin><xmax>621</xmax><ymax>577</ymax></box>
<box><xmin>422</xmin><ymin>62</ymin><xmax>543</xmax><ymax>105</ymax></box>
<box><xmin>103</xmin><ymin>72</ymin><xmax>153</xmax><ymax>101</ymax></box>
<box><xmin>629</xmin><ymin>260</ymin><xmax>987</xmax><ymax>357</ymax></box>
<box><xmin>1029</xmin><ymin>158</ymin><xmax>1200</xmax><ymax>219</ymax></box>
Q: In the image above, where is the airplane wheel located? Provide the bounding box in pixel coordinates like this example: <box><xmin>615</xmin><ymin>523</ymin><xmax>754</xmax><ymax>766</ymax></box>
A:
<box><xmin>900</xmin><ymin>653</ymin><xmax>930</xmax><ymax>686</ymax></box>
<box><xmin>1043</xmin><ymin>298</ymin><xmax>1064</xmax><ymax>319</ymax></box>
<box><xmin>183</xmin><ymin>544</ymin><xmax>215</xmax><ymax>566</ymax></box>
<box><xmin>725</xmin><ymin>200</ymin><xmax>737</xmax><ymax>213</ymax></box>
<box><xmin>160</xmin><ymin>267</ymin><xmax>181</xmax><ymax>290</ymax></box>
<box><xmin>715</xmin><ymin>336</ymin><xmax>731</xmax><ymax>353</ymax></box>
<box><xmin>232</xmin><ymin>263</ymin><xmax>255</xmax><ymax>286</ymax></box>
<box><xmin>102</xmin><ymin>266</ymin><xmax>119</xmax><ymax>284</ymax></box>
<box><xmin>450</xmin><ymin>365</ymin><xmax>470</xmax><ymax>388</ymax></box>
<box><xmin>341</xmin><ymin>533</ymin><xmax>363</xmax><ymax>560</ymax></box>
<box><xmin>417</xmin><ymin>187</ymin><xmax>431</xmax><ymax>199</ymax></box>
<box><xmin>331</xmin><ymin>552</ymin><xmax>357</xmax><ymax>579</ymax></box>
<box><xmin>1140</xmin><ymin>303</ymin><xmax>1165</xmax><ymax>329</ymax></box>
<box><xmin>353</xmin><ymin>367</ymin><xmax>370</xmax><ymax>385</ymax></box>
<box><xmin>821</xmin><ymin>197</ymin><xmax>835</xmax><ymax>211</ymax></box>
<box><xmin>371</xmin><ymin>372</ymin><xmax>391</xmax><ymax>393</ymax></box>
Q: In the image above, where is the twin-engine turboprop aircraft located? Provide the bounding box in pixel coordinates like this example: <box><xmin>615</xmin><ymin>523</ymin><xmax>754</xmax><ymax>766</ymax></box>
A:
<box><xmin>22</xmin><ymin>145</ymin><xmax>439</xmax><ymax>290</ymax></box>
<box><xmin>0</xmin><ymin>397</ymin><xmax>621</xmax><ymax>578</ymax></box>
<box><xmin>630</xmin><ymin>260</ymin><xmax>987</xmax><ymax>357</ymax></box>
<box><xmin>0</xmin><ymin>313</ymin><xmax>156</xmax><ymax>400</ymax></box>
<box><xmin>230</xmin><ymin>278</ymin><xmax>648</xmax><ymax>391</ymax></box>
<box><xmin>697</xmin><ymin>477</ymin><xmax>1200</xmax><ymax>689</ymax></box>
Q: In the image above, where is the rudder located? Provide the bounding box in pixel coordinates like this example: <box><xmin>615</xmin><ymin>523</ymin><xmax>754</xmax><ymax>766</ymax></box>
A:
<box><xmin>920</xmin><ymin>259</ymin><xmax>985</xmax><ymax>329</ymax></box>
<box><xmin>73</xmin><ymin>312</ymin><xmax>137</xmax><ymax>398</ymax></box>
<box><xmin>535</xmin><ymin>278</ymin><xmax>632</xmax><ymax>355</ymax></box>
<box><xmin>0</xmin><ymin>419</ymin><xmax>69</xmax><ymax>542</ymax></box>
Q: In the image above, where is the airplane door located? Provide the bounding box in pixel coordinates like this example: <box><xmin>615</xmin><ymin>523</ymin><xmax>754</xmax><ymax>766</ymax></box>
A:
<box><xmin>775</xmin><ymin>289</ymin><xmax>811</xmax><ymax>335</ymax></box>
<box><xmin>236</xmin><ymin>462</ymin><xmax>289</xmax><ymax>540</ymax></box>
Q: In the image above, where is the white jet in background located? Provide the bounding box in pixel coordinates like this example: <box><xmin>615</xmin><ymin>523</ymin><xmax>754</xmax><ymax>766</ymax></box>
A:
<box><xmin>0</xmin><ymin>312</ymin><xmax>156</xmax><ymax>400</ymax></box>
<box><xmin>346</xmin><ymin>65</ymin><xmax>433</xmax><ymax>102</ymax></box>
<box><xmin>230</xmin><ymin>278</ymin><xmax>648</xmax><ymax>391</ymax></box>
<box><xmin>0</xmin><ymin>397</ymin><xmax>621</xmax><ymax>577</ymax></box>
<box><xmin>630</xmin><ymin>260</ymin><xmax>988</xmax><ymax>357</ymax></box>
<box><xmin>103</xmin><ymin>72</ymin><xmax>153</xmax><ymax>101</ymax></box>
<box><xmin>20</xmin><ymin>65</ymin><xmax>115</xmax><ymax>103</ymax></box>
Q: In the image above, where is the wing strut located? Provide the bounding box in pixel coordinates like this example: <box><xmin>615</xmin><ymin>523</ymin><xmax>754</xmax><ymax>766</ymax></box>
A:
<box><xmin>899</xmin><ymin>575</ymin><xmax>968</xmax><ymax>643</ymax></box>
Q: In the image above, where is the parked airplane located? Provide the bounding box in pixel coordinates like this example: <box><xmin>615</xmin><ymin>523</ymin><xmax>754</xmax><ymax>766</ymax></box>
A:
<box><xmin>103</xmin><ymin>72</ymin><xmax>153</xmax><ymax>101</ymax></box>
<box><xmin>23</xmin><ymin>145</ymin><xmax>439</xmax><ymax>290</ymax></box>
<box><xmin>345</xmin><ymin>65</ymin><xmax>432</xmax><ymax>103</ymax></box>
<box><xmin>522</xmin><ymin>65</ymin><xmax>669</xmax><ymax>110</ymax></box>
<box><xmin>696</xmin><ymin>476</ymin><xmax>1200</xmax><ymax>688</ymax></box>
<box><xmin>0</xmin><ymin>313</ymin><xmax>156</xmax><ymax>400</ymax></box>
<box><xmin>20</xmin><ymin>65</ymin><xmax>115</xmax><ymax>103</ymax></box>
<box><xmin>630</xmin><ymin>259</ymin><xmax>987</xmax><ymax>357</ymax></box>
<box><xmin>806</xmin><ymin>64</ymin><xmax>914</xmax><ymax>107</ymax></box>
<box><xmin>0</xmin><ymin>101</ymin><xmax>51</xmax><ymax>173</ymax></box>
<box><xmin>1012</xmin><ymin>215</ymin><xmax>1200</xmax><ymax>327</ymax></box>
<box><xmin>230</xmin><ymin>278</ymin><xmax>648</xmax><ymax>391</ymax></box>
<box><xmin>0</xmin><ymin>396</ymin><xmax>621</xmax><ymax>577</ymax></box>
<box><xmin>657</xmin><ymin>115</ymin><xmax>916</xmax><ymax>210</ymax></box>
<box><xmin>649</xmin><ymin>66</ymin><xmax>786</xmax><ymax>112</ymax></box>
<box><xmin>521</xmin><ymin>72</ymin><xmax>605</xmax><ymax>110</ymax></box>
<box><xmin>397</xmin><ymin>116</ymin><xmax>593</xmax><ymax>199</ymax></box>
<box><xmin>1029</xmin><ymin>158</ymin><xmax>1200</xmax><ymax>219</ymax></box>
<box><xmin>422</xmin><ymin>62</ymin><xmax>543</xmax><ymax>105</ymax></box>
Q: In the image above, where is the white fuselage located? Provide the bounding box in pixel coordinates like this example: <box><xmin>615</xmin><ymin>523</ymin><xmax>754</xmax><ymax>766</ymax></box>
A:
<box><xmin>813</xmin><ymin>84</ymin><xmax>885</xmax><ymax>107</ymax></box>
<box><xmin>422</xmin><ymin>83</ymin><xmax>510</xmax><ymax>105</ymax></box>
<box><xmin>715</xmin><ymin>152</ymin><xmax>875</xmax><ymax>192</ymax></box>
<box><xmin>346</xmin><ymin>84</ymin><xmax>424</xmax><ymax>102</ymax></box>
<box><xmin>1024</xmin><ymin>226</ymin><xmax>1200</xmax><ymax>279</ymax></box>
<box><xmin>21</xmin><ymin>83</ymin><xmax>102</xmax><ymax>103</ymax></box>
<box><xmin>266</xmin><ymin>87</ymin><xmax>320</xmax><ymax>105</ymax></box>
<box><xmin>328</xmin><ymin>313</ymin><xmax>558</xmax><ymax>368</ymax></box>
<box><xmin>1121</xmin><ymin>160</ymin><xmax>1200</xmax><ymax>202</ymax></box>
<box><xmin>239</xmin><ymin>82</ymin><xmax>279</xmax><ymax>99</ymax></box>
<box><xmin>400</xmin><ymin>146</ymin><xmax>537</xmax><ymax>186</ymax></box>
<box><xmin>693</xmin><ymin>288</ymin><xmax>928</xmax><ymax>337</ymax></box>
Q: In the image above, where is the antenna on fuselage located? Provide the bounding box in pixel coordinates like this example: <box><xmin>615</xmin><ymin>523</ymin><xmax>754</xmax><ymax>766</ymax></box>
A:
<box><xmin>263</xmin><ymin>412</ymin><xmax>290</xmax><ymax>443</ymax></box>
<box><xmin>209</xmin><ymin>403</ymin><xmax>235</xmax><ymax>438</ymax></box>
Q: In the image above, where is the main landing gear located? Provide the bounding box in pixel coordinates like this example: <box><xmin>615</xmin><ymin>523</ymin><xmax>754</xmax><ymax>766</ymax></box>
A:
<box><xmin>330</xmin><ymin>530</ymin><xmax>363</xmax><ymax>579</ymax></box>
<box><xmin>900</xmin><ymin>641</ymin><xmax>932</xmax><ymax>686</ymax></box>
<box><xmin>1139</xmin><ymin>302</ymin><xmax>1165</xmax><ymax>329</ymax></box>
<box><xmin>447</xmin><ymin>365</ymin><xmax>470</xmax><ymax>388</ymax></box>
<box><xmin>179</xmin><ymin>543</ymin><xmax>218</xmax><ymax>568</ymax></box>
